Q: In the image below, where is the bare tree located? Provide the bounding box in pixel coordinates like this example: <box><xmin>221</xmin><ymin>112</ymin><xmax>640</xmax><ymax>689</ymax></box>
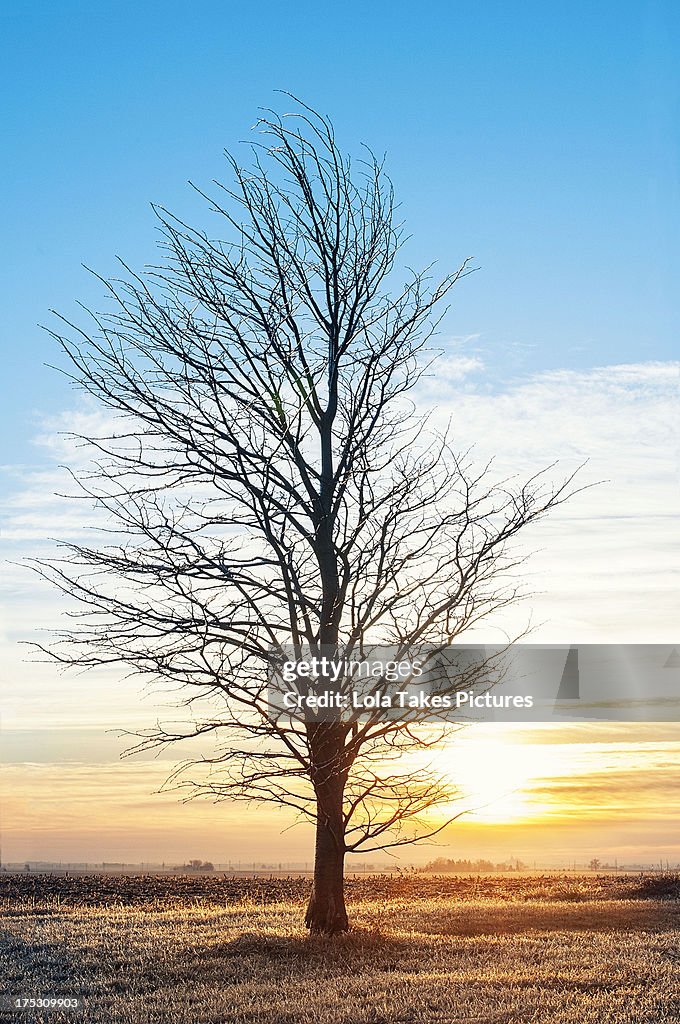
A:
<box><xmin>37</xmin><ymin>98</ymin><xmax>577</xmax><ymax>934</ymax></box>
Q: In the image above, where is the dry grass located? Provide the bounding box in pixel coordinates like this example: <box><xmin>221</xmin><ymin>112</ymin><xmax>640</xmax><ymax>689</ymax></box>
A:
<box><xmin>1</xmin><ymin>874</ymin><xmax>679</xmax><ymax>1023</ymax></box>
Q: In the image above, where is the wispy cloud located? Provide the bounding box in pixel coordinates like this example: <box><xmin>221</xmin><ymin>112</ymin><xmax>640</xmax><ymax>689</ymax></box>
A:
<box><xmin>416</xmin><ymin>359</ymin><xmax>679</xmax><ymax>642</ymax></box>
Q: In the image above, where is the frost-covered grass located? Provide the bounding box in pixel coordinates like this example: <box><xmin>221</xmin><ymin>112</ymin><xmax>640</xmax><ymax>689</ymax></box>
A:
<box><xmin>1</xmin><ymin>874</ymin><xmax>679</xmax><ymax>1023</ymax></box>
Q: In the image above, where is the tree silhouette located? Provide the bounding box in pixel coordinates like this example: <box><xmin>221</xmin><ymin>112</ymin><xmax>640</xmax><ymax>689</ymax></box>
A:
<box><xmin>37</xmin><ymin>98</ymin><xmax>578</xmax><ymax>933</ymax></box>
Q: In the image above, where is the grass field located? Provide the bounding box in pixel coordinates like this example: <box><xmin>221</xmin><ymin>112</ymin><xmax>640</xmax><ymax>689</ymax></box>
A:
<box><xmin>1</xmin><ymin>873</ymin><xmax>679</xmax><ymax>1023</ymax></box>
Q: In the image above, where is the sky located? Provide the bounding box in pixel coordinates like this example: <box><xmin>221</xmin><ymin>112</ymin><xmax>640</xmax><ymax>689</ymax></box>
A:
<box><xmin>0</xmin><ymin>1</ymin><xmax>678</xmax><ymax>866</ymax></box>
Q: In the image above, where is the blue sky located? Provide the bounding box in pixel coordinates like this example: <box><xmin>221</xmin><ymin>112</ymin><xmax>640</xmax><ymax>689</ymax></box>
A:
<box><xmin>1</xmin><ymin>0</ymin><xmax>678</xmax><ymax>465</ymax></box>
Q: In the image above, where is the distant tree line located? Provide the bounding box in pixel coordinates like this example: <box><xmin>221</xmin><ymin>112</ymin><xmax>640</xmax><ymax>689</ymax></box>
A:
<box><xmin>422</xmin><ymin>857</ymin><xmax>527</xmax><ymax>872</ymax></box>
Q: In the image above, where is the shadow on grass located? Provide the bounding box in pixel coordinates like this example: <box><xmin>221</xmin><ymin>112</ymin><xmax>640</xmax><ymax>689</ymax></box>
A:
<box><xmin>202</xmin><ymin>927</ymin><xmax>408</xmax><ymax>965</ymax></box>
<box><xmin>193</xmin><ymin>899</ymin><xmax>679</xmax><ymax>967</ymax></box>
<box><xmin>155</xmin><ymin>928</ymin><xmax>425</xmax><ymax>987</ymax></box>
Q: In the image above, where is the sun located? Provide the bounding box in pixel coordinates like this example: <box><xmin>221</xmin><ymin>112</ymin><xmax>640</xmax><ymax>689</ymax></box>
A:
<box><xmin>424</xmin><ymin>725</ymin><xmax>559</xmax><ymax>825</ymax></box>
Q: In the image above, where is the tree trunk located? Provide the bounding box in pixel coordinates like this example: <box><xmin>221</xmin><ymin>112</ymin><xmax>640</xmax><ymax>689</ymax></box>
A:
<box><xmin>305</xmin><ymin>782</ymin><xmax>348</xmax><ymax>935</ymax></box>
